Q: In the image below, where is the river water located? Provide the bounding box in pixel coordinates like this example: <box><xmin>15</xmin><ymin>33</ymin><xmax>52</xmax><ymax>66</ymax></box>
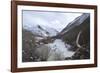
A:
<box><xmin>46</xmin><ymin>39</ymin><xmax>75</xmax><ymax>60</ymax></box>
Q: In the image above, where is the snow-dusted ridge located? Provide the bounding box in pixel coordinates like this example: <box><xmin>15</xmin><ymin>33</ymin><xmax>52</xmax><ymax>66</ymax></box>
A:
<box><xmin>23</xmin><ymin>24</ymin><xmax>59</xmax><ymax>37</ymax></box>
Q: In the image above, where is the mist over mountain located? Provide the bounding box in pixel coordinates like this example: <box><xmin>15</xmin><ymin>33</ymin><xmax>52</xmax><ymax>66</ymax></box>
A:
<box><xmin>23</xmin><ymin>11</ymin><xmax>82</xmax><ymax>32</ymax></box>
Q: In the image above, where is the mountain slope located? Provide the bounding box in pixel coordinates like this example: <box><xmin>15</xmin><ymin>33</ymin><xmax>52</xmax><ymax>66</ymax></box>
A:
<box><xmin>58</xmin><ymin>13</ymin><xmax>90</xmax><ymax>45</ymax></box>
<box><xmin>23</xmin><ymin>24</ymin><xmax>58</xmax><ymax>37</ymax></box>
<box><xmin>57</xmin><ymin>13</ymin><xmax>90</xmax><ymax>59</ymax></box>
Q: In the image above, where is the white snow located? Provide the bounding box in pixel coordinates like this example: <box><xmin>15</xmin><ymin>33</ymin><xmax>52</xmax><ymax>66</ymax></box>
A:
<box><xmin>47</xmin><ymin>39</ymin><xmax>74</xmax><ymax>58</ymax></box>
<box><xmin>24</xmin><ymin>24</ymin><xmax>58</xmax><ymax>37</ymax></box>
<box><xmin>41</xmin><ymin>25</ymin><xmax>58</xmax><ymax>36</ymax></box>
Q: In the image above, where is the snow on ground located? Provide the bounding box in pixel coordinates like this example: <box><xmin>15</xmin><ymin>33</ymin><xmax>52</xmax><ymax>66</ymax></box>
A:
<box><xmin>47</xmin><ymin>39</ymin><xmax>74</xmax><ymax>58</ymax></box>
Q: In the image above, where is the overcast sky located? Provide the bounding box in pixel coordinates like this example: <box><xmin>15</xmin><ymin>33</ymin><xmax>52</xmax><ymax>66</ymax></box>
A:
<box><xmin>22</xmin><ymin>10</ymin><xmax>82</xmax><ymax>32</ymax></box>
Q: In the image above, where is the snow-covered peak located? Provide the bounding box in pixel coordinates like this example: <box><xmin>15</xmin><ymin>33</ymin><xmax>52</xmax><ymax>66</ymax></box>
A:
<box><xmin>23</xmin><ymin>24</ymin><xmax>58</xmax><ymax>37</ymax></box>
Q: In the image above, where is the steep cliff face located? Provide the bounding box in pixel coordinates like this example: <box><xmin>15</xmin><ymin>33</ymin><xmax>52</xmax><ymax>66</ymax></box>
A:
<box><xmin>59</xmin><ymin>13</ymin><xmax>90</xmax><ymax>45</ymax></box>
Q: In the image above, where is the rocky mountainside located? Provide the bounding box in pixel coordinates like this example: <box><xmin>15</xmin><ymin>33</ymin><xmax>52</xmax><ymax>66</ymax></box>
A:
<box><xmin>59</xmin><ymin>13</ymin><xmax>90</xmax><ymax>59</ymax></box>
<box><xmin>58</xmin><ymin>13</ymin><xmax>90</xmax><ymax>45</ymax></box>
